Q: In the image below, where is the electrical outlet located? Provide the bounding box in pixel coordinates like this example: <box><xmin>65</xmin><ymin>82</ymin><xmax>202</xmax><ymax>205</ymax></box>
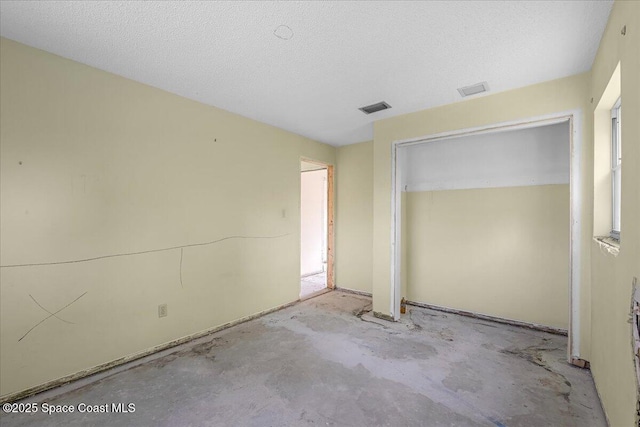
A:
<box><xmin>158</xmin><ymin>304</ymin><xmax>168</xmax><ymax>318</ymax></box>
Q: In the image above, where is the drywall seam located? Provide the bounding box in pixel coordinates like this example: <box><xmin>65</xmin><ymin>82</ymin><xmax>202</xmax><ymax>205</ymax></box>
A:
<box><xmin>406</xmin><ymin>300</ymin><xmax>568</xmax><ymax>336</ymax></box>
<box><xmin>0</xmin><ymin>297</ymin><xmax>301</xmax><ymax>404</ymax></box>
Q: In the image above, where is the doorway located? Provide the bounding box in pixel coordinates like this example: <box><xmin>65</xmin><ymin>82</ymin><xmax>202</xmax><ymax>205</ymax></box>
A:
<box><xmin>300</xmin><ymin>159</ymin><xmax>334</xmax><ymax>298</ymax></box>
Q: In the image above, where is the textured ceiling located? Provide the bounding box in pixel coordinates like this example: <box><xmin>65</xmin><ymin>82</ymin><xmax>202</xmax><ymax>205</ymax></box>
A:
<box><xmin>0</xmin><ymin>1</ymin><xmax>612</xmax><ymax>146</ymax></box>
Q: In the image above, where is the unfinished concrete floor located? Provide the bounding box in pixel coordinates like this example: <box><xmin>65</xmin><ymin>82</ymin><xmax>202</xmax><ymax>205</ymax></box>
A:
<box><xmin>1</xmin><ymin>292</ymin><xmax>605</xmax><ymax>427</ymax></box>
<box><xmin>300</xmin><ymin>271</ymin><xmax>327</xmax><ymax>298</ymax></box>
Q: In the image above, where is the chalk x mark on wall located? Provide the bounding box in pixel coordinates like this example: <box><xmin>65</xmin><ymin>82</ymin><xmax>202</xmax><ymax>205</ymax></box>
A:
<box><xmin>19</xmin><ymin>291</ymin><xmax>88</xmax><ymax>342</ymax></box>
<box><xmin>0</xmin><ymin>234</ymin><xmax>291</xmax><ymax>269</ymax></box>
<box><xmin>29</xmin><ymin>294</ymin><xmax>74</xmax><ymax>324</ymax></box>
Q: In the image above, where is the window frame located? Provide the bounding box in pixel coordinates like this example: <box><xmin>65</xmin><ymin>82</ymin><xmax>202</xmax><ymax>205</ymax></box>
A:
<box><xmin>611</xmin><ymin>97</ymin><xmax>622</xmax><ymax>240</ymax></box>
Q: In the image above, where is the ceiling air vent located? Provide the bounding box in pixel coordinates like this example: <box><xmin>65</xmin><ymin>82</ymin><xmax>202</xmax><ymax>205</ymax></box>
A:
<box><xmin>457</xmin><ymin>82</ymin><xmax>490</xmax><ymax>98</ymax></box>
<box><xmin>359</xmin><ymin>101</ymin><xmax>391</xmax><ymax>115</ymax></box>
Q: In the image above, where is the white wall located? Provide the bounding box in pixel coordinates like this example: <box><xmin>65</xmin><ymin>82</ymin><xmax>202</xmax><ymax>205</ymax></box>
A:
<box><xmin>300</xmin><ymin>169</ymin><xmax>327</xmax><ymax>276</ymax></box>
<box><xmin>402</xmin><ymin>122</ymin><xmax>569</xmax><ymax>192</ymax></box>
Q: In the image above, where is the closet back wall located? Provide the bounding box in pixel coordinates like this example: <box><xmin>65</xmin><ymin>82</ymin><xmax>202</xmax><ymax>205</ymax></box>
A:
<box><xmin>402</xmin><ymin>123</ymin><xmax>570</xmax><ymax>329</ymax></box>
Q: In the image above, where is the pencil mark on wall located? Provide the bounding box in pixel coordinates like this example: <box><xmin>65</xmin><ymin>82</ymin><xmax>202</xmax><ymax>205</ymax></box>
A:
<box><xmin>0</xmin><ymin>234</ymin><xmax>291</xmax><ymax>269</ymax></box>
<box><xmin>179</xmin><ymin>248</ymin><xmax>184</xmax><ymax>288</ymax></box>
<box><xmin>19</xmin><ymin>291</ymin><xmax>88</xmax><ymax>342</ymax></box>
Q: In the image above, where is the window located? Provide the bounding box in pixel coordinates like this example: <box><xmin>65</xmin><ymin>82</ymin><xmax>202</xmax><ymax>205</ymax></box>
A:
<box><xmin>611</xmin><ymin>97</ymin><xmax>622</xmax><ymax>240</ymax></box>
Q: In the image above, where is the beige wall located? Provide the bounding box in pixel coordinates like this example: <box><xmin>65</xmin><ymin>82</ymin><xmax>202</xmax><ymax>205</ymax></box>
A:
<box><xmin>0</xmin><ymin>38</ymin><xmax>335</xmax><ymax>398</ymax></box>
<box><xmin>405</xmin><ymin>185</ymin><xmax>570</xmax><ymax>329</ymax></box>
<box><xmin>369</xmin><ymin>2</ymin><xmax>639</xmax><ymax>424</ymax></box>
<box><xmin>1</xmin><ymin>1</ymin><xmax>638</xmax><ymax>422</ymax></box>
<box><xmin>335</xmin><ymin>141</ymin><xmax>373</xmax><ymax>293</ymax></box>
<box><xmin>588</xmin><ymin>2</ymin><xmax>640</xmax><ymax>426</ymax></box>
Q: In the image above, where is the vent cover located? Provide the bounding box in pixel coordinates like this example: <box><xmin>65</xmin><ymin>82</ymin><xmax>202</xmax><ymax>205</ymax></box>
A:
<box><xmin>359</xmin><ymin>101</ymin><xmax>391</xmax><ymax>114</ymax></box>
<box><xmin>457</xmin><ymin>82</ymin><xmax>490</xmax><ymax>98</ymax></box>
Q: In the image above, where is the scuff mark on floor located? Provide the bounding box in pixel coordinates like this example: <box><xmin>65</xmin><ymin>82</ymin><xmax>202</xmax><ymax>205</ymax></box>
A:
<box><xmin>501</xmin><ymin>341</ymin><xmax>573</xmax><ymax>404</ymax></box>
<box><xmin>354</xmin><ymin>304</ymin><xmax>392</xmax><ymax>330</ymax></box>
<box><xmin>2</xmin><ymin>292</ymin><xmax>605</xmax><ymax>427</ymax></box>
<box><xmin>408</xmin><ymin>309</ymin><xmax>423</xmax><ymax>331</ymax></box>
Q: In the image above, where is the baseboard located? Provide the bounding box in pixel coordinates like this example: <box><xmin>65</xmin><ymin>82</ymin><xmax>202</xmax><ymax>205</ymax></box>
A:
<box><xmin>0</xmin><ymin>298</ymin><xmax>299</xmax><ymax>404</ymax></box>
<box><xmin>570</xmin><ymin>357</ymin><xmax>591</xmax><ymax>369</ymax></box>
<box><xmin>406</xmin><ymin>300</ymin><xmax>568</xmax><ymax>336</ymax></box>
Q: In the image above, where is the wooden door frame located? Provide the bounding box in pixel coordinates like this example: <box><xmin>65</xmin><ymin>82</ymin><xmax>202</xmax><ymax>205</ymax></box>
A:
<box><xmin>300</xmin><ymin>158</ymin><xmax>335</xmax><ymax>289</ymax></box>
